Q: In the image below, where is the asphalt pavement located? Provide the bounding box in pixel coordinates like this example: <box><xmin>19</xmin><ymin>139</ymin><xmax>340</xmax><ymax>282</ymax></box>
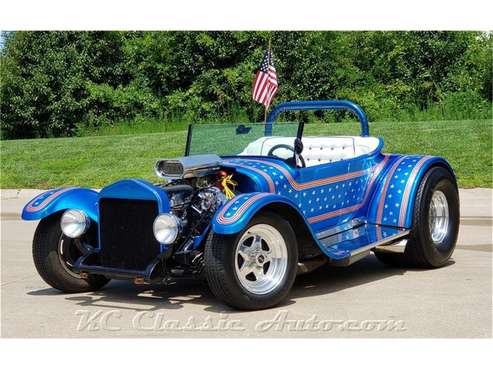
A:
<box><xmin>1</xmin><ymin>188</ymin><xmax>491</xmax><ymax>338</ymax></box>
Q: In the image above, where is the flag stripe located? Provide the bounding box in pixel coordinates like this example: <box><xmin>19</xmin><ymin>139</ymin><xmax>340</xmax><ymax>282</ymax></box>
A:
<box><xmin>254</xmin><ymin>73</ymin><xmax>268</xmax><ymax>100</ymax></box>
<box><xmin>252</xmin><ymin>49</ymin><xmax>278</xmax><ymax>107</ymax></box>
<box><xmin>253</xmin><ymin>72</ymin><xmax>267</xmax><ymax>100</ymax></box>
<box><xmin>256</xmin><ymin>76</ymin><xmax>268</xmax><ymax>100</ymax></box>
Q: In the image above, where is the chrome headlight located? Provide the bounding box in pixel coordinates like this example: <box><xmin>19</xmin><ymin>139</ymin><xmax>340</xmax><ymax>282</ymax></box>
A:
<box><xmin>60</xmin><ymin>209</ymin><xmax>90</xmax><ymax>238</ymax></box>
<box><xmin>153</xmin><ymin>213</ymin><xmax>181</xmax><ymax>244</ymax></box>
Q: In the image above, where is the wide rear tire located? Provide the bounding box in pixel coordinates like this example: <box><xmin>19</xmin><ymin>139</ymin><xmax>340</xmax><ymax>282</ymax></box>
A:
<box><xmin>374</xmin><ymin>166</ymin><xmax>459</xmax><ymax>268</ymax></box>
<box><xmin>33</xmin><ymin>214</ymin><xmax>110</xmax><ymax>293</ymax></box>
<box><xmin>205</xmin><ymin>212</ymin><xmax>298</xmax><ymax>310</ymax></box>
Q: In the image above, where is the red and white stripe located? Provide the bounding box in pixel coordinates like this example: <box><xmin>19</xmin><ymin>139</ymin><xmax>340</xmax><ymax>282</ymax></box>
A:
<box><xmin>398</xmin><ymin>156</ymin><xmax>432</xmax><ymax>226</ymax></box>
<box><xmin>376</xmin><ymin>156</ymin><xmax>408</xmax><ymax>224</ymax></box>
<box><xmin>252</xmin><ymin>66</ymin><xmax>278</xmax><ymax>107</ymax></box>
<box><xmin>26</xmin><ymin>188</ymin><xmax>77</xmax><ymax>212</ymax></box>
<box><xmin>252</xmin><ymin>159</ymin><xmax>366</xmax><ymax>191</ymax></box>
<box><xmin>217</xmin><ymin>193</ymin><xmax>270</xmax><ymax>224</ymax></box>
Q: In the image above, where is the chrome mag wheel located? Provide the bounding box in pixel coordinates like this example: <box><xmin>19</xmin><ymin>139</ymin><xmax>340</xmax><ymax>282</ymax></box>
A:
<box><xmin>234</xmin><ymin>224</ymin><xmax>288</xmax><ymax>295</ymax></box>
<box><xmin>428</xmin><ymin>190</ymin><xmax>450</xmax><ymax>244</ymax></box>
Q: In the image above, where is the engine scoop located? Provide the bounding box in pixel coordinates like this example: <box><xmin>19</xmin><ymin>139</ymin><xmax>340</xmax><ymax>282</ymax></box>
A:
<box><xmin>155</xmin><ymin>154</ymin><xmax>222</xmax><ymax>180</ymax></box>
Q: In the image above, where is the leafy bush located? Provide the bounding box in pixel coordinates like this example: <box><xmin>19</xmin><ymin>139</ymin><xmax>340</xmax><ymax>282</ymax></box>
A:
<box><xmin>439</xmin><ymin>91</ymin><xmax>491</xmax><ymax>120</ymax></box>
<box><xmin>1</xmin><ymin>31</ymin><xmax>491</xmax><ymax>139</ymax></box>
<box><xmin>0</xmin><ymin>31</ymin><xmax>131</xmax><ymax>138</ymax></box>
<box><xmin>84</xmin><ymin>82</ymin><xmax>162</xmax><ymax>128</ymax></box>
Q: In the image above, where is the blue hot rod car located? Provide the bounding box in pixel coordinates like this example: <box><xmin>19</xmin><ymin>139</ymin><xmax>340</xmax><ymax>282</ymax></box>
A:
<box><xmin>23</xmin><ymin>100</ymin><xmax>459</xmax><ymax>310</ymax></box>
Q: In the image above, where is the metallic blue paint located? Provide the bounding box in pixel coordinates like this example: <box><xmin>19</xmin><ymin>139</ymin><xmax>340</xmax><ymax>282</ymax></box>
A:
<box><xmin>213</xmin><ymin>192</ymin><xmax>311</xmax><ymax>235</ymax></box>
<box><xmin>319</xmin><ymin>223</ymin><xmax>408</xmax><ymax>259</ymax></box>
<box><xmin>22</xmin><ymin>179</ymin><xmax>172</xmax><ymax>223</ymax></box>
<box><xmin>99</xmin><ymin>179</ymin><xmax>170</xmax><ymax>214</ymax></box>
<box><xmin>367</xmin><ymin>154</ymin><xmax>455</xmax><ymax>228</ymax></box>
<box><xmin>211</xmin><ymin>190</ymin><xmax>411</xmax><ymax>261</ymax></box>
<box><xmin>22</xmin><ymin>100</ymin><xmax>458</xmax><ymax>264</ymax></box>
<box><xmin>219</xmin><ymin>148</ymin><xmax>386</xmax><ymax>233</ymax></box>
<box><xmin>213</xmin><ymin>151</ymin><xmax>455</xmax><ymax>260</ymax></box>
<box><xmin>398</xmin><ymin>156</ymin><xmax>455</xmax><ymax>228</ymax></box>
<box><xmin>222</xmin><ymin>160</ymin><xmax>273</xmax><ymax>192</ymax></box>
<box><xmin>265</xmin><ymin>100</ymin><xmax>369</xmax><ymax>136</ymax></box>
<box><xmin>22</xmin><ymin>188</ymin><xmax>99</xmax><ymax>221</ymax></box>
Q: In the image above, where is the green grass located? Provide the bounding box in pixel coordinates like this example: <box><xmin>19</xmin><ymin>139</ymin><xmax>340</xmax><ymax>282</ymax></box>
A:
<box><xmin>76</xmin><ymin>118</ymin><xmax>189</xmax><ymax>137</ymax></box>
<box><xmin>1</xmin><ymin>119</ymin><xmax>491</xmax><ymax>189</ymax></box>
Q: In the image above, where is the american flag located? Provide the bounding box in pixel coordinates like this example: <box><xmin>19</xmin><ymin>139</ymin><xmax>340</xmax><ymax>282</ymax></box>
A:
<box><xmin>252</xmin><ymin>49</ymin><xmax>278</xmax><ymax>107</ymax></box>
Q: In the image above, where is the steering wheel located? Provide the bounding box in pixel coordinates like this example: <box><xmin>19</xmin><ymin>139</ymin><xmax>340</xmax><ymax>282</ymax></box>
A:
<box><xmin>267</xmin><ymin>144</ymin><xmax>306</xmax><ymax>168</ymax></box>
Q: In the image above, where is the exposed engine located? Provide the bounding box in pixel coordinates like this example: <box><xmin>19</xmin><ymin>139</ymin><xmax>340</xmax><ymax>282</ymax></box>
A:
<box><xmin>164</xmin><ymin>178</ymin><xmax>227</xmax><ymax>236</ymax></box>
<box><xmin>154</xmin><ymin>155</ymin><xmax>234</xmax><ymax>275</ymax></box>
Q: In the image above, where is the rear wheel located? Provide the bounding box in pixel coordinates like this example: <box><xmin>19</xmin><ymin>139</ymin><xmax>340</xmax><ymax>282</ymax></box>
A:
<box><xmin>374</xmin><ymin>166</ymin><xmax>459</xmax><ymax>268</ymax></box>
<box><xmin>33</xmin><ymin>214</ymin><xmax>110</xmax><ymax>293</ymax></box>
<box><xmin>205</xmin><ymin>212</ymin><xmax>298</xmax><ymax>310</ymax></box>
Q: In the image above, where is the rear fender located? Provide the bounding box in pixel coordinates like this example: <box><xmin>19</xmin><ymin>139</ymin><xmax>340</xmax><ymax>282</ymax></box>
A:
<box><xmin>22</xmin><ymin>188</ymin><xmax>99</xmax><ymax>221</ymax></box>
<box><xmin>367</xmin><ymin>155</ymin><xmax>456</xmax><ymax>228</ymax></box>
<box><xmin>212</xmin><ymin>192</ymin><xmax>315</xmax><ymax>236</ymax></box>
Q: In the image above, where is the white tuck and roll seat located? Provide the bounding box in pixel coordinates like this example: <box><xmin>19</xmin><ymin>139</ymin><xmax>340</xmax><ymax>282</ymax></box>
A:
<box><xmin>239</xmin><ymin>136</ymin><xmax>381</xmax><ymax>167</ymax></box>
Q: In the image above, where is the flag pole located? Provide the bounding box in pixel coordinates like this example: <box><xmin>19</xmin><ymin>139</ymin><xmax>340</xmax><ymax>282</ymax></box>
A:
<box><xmin>263</xmin><ymin>34</ymin><xmax>272</xmax><ymax>125</ymax></box>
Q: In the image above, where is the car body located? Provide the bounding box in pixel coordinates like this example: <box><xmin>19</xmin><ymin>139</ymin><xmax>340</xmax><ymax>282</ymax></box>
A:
<box><xmin>23</xmin><ymin>100</ymin><xmax>460</xmax><ymax>309</ymax></box>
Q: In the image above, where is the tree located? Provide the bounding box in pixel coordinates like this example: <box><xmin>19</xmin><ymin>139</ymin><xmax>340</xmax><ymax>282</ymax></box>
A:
<box><xmin>1</xmin><ymin>31</ymin><xmax>491</xmax><ymax>139</ymax></box>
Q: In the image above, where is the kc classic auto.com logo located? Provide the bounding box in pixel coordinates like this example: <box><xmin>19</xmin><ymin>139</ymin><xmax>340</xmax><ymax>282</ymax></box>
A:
<box><xmin>75</xmin><ymin>309</ymin><xmax>407</xmax><ymax>333</ymax></box>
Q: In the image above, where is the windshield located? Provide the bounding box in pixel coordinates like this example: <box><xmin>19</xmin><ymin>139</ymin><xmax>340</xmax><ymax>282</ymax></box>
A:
<box><xmin>185</xmin><ymin>122</ymin><xmax>299</xmax><ymax>157</ymax></box>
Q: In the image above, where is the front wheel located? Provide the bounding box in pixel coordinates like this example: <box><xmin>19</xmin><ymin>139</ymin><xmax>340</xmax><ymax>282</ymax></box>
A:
<box><xmin>205</xmin><ymin>212</ymin><xmax>298</xmax><ymax>310</ymax></box>
<box><xmin>32</xmin><ymin>213</ymin><xmax>110</xmax><ymax>293</ymax></box>
<box><xmin>374</xmin><ymin>166</ymin><xmax>460</xmax><ymax>268</ymax></box>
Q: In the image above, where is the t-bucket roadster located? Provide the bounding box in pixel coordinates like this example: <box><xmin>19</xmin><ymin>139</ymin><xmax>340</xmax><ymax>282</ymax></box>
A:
<box><xmin>23</xmin><ymin>100</ymin><xmax>460</xmax><ymax>310</ymax></box>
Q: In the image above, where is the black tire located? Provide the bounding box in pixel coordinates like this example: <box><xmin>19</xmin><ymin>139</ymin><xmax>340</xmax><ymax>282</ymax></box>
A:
<box><xmin>374</xmin><ymin>166</ymin><xmax>460</xmax><ymax>268</ymax></box>
<box><xmin>33</xmin><ymin>213</ymin><xmax>110</xmax><ymax>293</ymax></box>
<box><xmin>205</xmin><ymin>211</ymin><xmax>298</xmax><ymax>310</ymax></box>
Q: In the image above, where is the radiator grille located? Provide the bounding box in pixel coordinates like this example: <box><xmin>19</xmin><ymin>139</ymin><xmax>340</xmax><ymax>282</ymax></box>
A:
<box><xmin>98</xmin><ymin>198</ymin><xmax>160</xmax><ymax>271</ymax></box>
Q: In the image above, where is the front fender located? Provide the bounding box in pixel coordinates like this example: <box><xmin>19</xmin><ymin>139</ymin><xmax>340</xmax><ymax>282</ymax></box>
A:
<box><xmin>212</xmin><ymin>192</ymin><xmax>313</xmax><ymax>235</ymax></box>
<box><xmin>367</xmin><ymin>155</ymin><xmax>456</xmax><ymax>228</ymax></box>
<box><xmin>22</xmin><ymin>187</ymin><xmax>99</xmax><ymax>221</ymax></box>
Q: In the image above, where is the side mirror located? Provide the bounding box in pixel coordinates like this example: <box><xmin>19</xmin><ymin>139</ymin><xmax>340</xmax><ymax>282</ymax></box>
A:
<box><xmin>236</xmin><ymin>124</ymin><xmax>252</xmax><ymax>135</ymax></box>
